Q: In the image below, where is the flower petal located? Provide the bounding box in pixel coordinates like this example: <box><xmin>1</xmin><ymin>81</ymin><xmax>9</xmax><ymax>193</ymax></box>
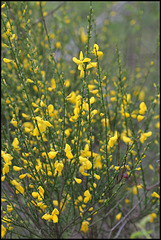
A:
<box><xmin>73</xmin><ymin>57</ymin><xmax>81</xmax><ymax>65</ymax></box>
<box><xmin>83</xmin><ymin>58</ymin><xmax>91</xmax><ymax>62</ymax></box>
<box><xmin>79</xmin><ymin>51</ymin><xmax>83</xmax><ymax>60</ymax></box>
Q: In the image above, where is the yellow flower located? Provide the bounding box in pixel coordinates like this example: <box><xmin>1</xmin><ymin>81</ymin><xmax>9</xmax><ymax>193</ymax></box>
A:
<box><xmin>7</xmin><ymin>205</ymin><xmax>13</xmax><ymax>212</ymax></box>
<box><xmin>53</xmin><ymin>200</ymin><xmax>58</xmax><ymax>206</ymax></box>
<box><xmin>13</xmin><ymin>166</ymin><xmax>22</xmax><ymax>171</ymax></box>
<box><xmin>81</xmin><ymin>220</ymin><xmax>89</xmax><ymax>233</ymax></box>
<box><xmin>65</xmin><ymin>128</ymin><xmax>71</xmax><ymax>137</ymax></box>
<box><xmin>151</xmin><ymin>192</ymin><xmax>160</xmax><ymax>198</ymax></box>
<box><xmin>55</xmin><ymin>161</ymin><xmax>64</xmax><ymax>176</ymax></box>
<box><xmin>137</xmin><ymin>115</ymin><xmax>144</xmax><ymax>121</ymax></box>
<box><xmin>86</xmin><ymin>62</ymin><xmax>97</xmax><ymax>69</ymax></box>
<box><xmin>92</xmin><ymin>44</ymin><xmax>103</xmax><ymax>58</ymax></box>
<box><xmin>1</xmin><ymin>224</ymin><xmax>6</xmax><ymax>238</ymax></box>
<box><xmin>94</xmin><ymin>155</ymin><xmax>102</xmax><ymax>169</ymax></box>
<box><xmin>48</xmin><ymin>151</ymin><xmax>58</xmax><ymax>159</ymax></box>
<box><xmin>1</xmin><ymin>151</ymin><xmax>13</xmax><ymax>163</ymax></box>
<box><xmin>51</xmin><ymin>78</ymin><xmax>56</xmax><ymax>89</ymax></box>
<box><xmin>12</xmin><ymin>138</ymin><xmax>21</xmax><ymax>151</ymax></box>
<box><xmin>73</xmin><ymin>51</ymin><xmax>97</xmax><ymax>77</ymax></box>
<box><xmin>75</xmin><ymin>178</ymin><xmax>82</xmax><ymax>184</ymax></box>
<box><xmin>84</xmin><ymin>190</ymin><xmax>91</xmax><ymax>203</ymax></box>
<box><xmin>19</xmin><ymin>173</ymin><xmax>27</xmax><ymax>179</ymax></box>
<box><xmin>32</xmin><ymin>192</ymin><xmax>39</xmax><ymax>198</ymax></box>
<box><xmin>114</xmin><ymin>166</ymin><xmax>119</xmax><ymax>171</ymax></box>
<box><xmin>155</xmin><ymin>122</ymin><xmax>160</xmax><ymax>129</ymax></box>
<box><xmin>51</xmin><ymin>208</ymin><xmax>59</xmax><ymax>223</ymax></box>
<box><xmin>94</xmin><ymin>173</ymin><xmax>100</xmax><ymax>180</ymax></box>
<box><xmin>42</xmin><ymin>213</ymin><xmax>52</xmax><ymax>221</ymax></box>
<box><xmin>67</xmin><ymin>91</ymin><xmax>77</xmax><ymax>104</ymax></box>
<box><xmin>38</xmin><ymin>186</ymin><xmax>44</xmax><ymax>197</ymax></box>
<box><xmin>65</xmin><ymin>144</ymin><xmax>73</xmax><ymax>159</ymax></box>
<box><xmin>132</xmin><ymin>186</ymin><xmax>138</xmax><ymax>195</ymax></box>
<box><xmin>101</xmin><ymin>118</ymin><xmax>109</xmax><ymax>128</ymax></box>
<box><xmin>11</xmin><ymin>180</ymin><xmax>24</xmax><ymax>195</ymax></box>
<box><xmin>73</xmin><ymin>51</ymin><xmax>91</xmax><ymax>78</ymax></box>
<box><xmin>108</xmin><ymin>131</ymin><xmax>118</xmax><ymax>148</ymax></box>
<box><xmin>1</xmin><ymin>176</ymin><xmax>5</xmax><ymax>181</ymax></box>
<box><xmin>37</xmin><ymin>202</ymin><xmax>47</xmax><ymax>212</ymax></box>
<box><xmin>140</xmin><ymin>131</ymin><xmax>152</xmax><ymax>143</ymax></box>
<box><xmin>149</xmin><ymin>213</ymin><xmax>157</xmax><ymax>223</ymax></box>
<box><xmin>3</xmin><ymin>58</ymin><xmax>12</xmax><ymax>63</ymax></box>
<box><xmin>116</xmin><ymin>213</ymin><xmax>122</xmax><ymax>221</ymax></box>
<box><xmin>125</xmin><ymin>199</ymin><xmax>130</xmax><ymax>204</ymax></box>
<box><xmin>26</xmin><ymin>78</ymin><xmax>34</xmax><ymax>83</ymax></box>
<box><xmin>56</xmin><ymin>41</ymin><xmax>61</xmax><ymax>48</ymax></box>
<box><xmin>149</xmin><ymin>164</ymin><xmax>154</xmax><ymax>171</ymax></box>
<box><xmin>122</xmin><ymin>135</ymin><xmax>133</xmax><ymax>144</ymax></box>
<box><xmin>139</xmin><ymin>102</ymin><xmax>147</xmax><ymax>115</ymax></box>
<box><xmin>79</xmin><ymin>27</ymin><xmax>87</xmax><ymax>43</ymax></box>
<box><xmin>90</xmin><ymin>96</ymin><xmax>96</xmax><ymax>105</ymax></box>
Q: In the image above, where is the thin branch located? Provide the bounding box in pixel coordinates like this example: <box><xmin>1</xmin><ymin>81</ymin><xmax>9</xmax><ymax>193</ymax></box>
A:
<box><xmin>107</xmin><ymin>180</ymin><xmax>160</xmax><ymax>238</ymax></box>
<box><xmin>146</xmin><ymin>181</ymin><xmax>160</xmax><ymax>191</ymax></box>
<box><xmin>17</xmin><ymin>1</ymin><xmax>65</xmax><ymax>40</ymax></box>
<box><xmin>113</xmin><ymin>218</ymin><xmax>128</xmax><ymax>239</ymax></box>
<box><xmin>108</xmin><ymin>193</ymin><xmax>145</xmax><ymax>238</ymax></box>
<box><xmin>33</xmin><ymin>1</ymin><xmax>66</xmax><ymax>25</ymax></box>
<box><xmin>40</xmin><ymin>2</ymin><xmax>50</xmax><ymax>46</ymax></box>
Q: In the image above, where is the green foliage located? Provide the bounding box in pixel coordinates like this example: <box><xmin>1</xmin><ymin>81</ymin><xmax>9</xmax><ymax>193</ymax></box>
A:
<box><xmin>1</xmin><ymin>1</ymin><xmax>160</xmax><ymax>239</ymax></box>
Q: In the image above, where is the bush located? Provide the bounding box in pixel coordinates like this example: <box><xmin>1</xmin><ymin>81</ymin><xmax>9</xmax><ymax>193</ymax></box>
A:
<box><xmin>1</xmin><ymin>1</ymin><xmax>160</xmax><ymax>239</ymax></box>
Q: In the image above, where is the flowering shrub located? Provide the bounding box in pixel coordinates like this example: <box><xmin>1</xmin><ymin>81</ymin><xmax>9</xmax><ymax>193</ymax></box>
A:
<box><xmin>1</xmin><ymin>1</ymin><xmax>160</xmax><ymax>239</ymax></box>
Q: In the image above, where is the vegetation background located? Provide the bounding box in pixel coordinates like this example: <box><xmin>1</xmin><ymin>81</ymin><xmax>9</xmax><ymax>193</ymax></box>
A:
<box><xmin>1</xmin><ymin>1</ymin><xmax>160</xmax><ymax>239</ymax></box>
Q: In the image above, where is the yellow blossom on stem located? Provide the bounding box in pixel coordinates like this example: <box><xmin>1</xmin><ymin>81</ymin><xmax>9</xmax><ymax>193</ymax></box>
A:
<box><xmin>94</xmin><ymin>173</ymin><xmax>100</xmax><ymax>180</ymax></box>
<box><xmin>116</xmin><ymin>213</ymin><xmax>122</xmax><ymax>221</ymax></box>
<box><xmin>140</xmin><ymin>131</ymin><xmax>152</xmax><ymax>143</ymax></box>
<box><xmin>7</xmin><ymin>205</ymin><xmax>13</xmax><ymax>212</ymax></box>
<box><xmin>26</xmin><ymin>78</ymin><xmax>34</xmax><ymax>83</ymax></box>
<box><xmin>11</xmin><ymin>180</ymin><xmax>24</xmax><ymax>194</ymax></box>
<box><xmin>12</xmin><ymin>138</ymin><xmax>21</xmax><ymax>151</ymax></box>
<box><xmin>108</xmin><ymin>131</ymin><xmax>118</xmax><ymax>148</ymax></box>
<box><xmin>86</xmin><ymin>62</ymin><xmax>97</xmax><ymax>69</ymax></box>
<box><xmin>19</xmin><ymin>173</ymin><xmax>27</xmax><ymax>179</ymax></box>
<box><xmin>1</xmin><ymin>224</ymin><xmax>6</xmax><ymax>238</ymax></box>
<box><xmin>54</xmin><ymin>161</ymin><xmax>64</xmax><ymax>176</ymax></box>
<box><xmin>149</xmin><ymin>213</ymin><xmax>157</xmax><ymax>223</ymax></box>
<box><xmin>48</xmin><ymin>151</ymin><xmax>58</xmax><ymax>159</ymax></box>
<box><xmin>151</xmin><ymin>192</ymin><xmax>160</xmax><ymax>198</ymax></box>
<box><xmin>42</xmin><ymin>213</ymin><xmax>52</xmax><ymax>221</ymax></box>
<box><xmin>38</xmin><ymin>186</ymin><xmax>44</xmax><ymax>197</ymax></box>
<box><xmin>32</xmin><ymin>192</ymin><xmax>39</xmax><ymax>198</ymax></box>
<box><xmin>84</xmin><ymin>190</ymin><xmax>91</xmax><ymax>203</ymax></box>
<box><xmin>13</xmin><ymin>166</ymin><xmax>22</xmax><ymax>171</ymax></box>
<box><xmin>53</xmin><ymin>200</ymin><xmax>58</xmax><ymax>206</ymax></box>
<box><xmin>132</xmin><ymin>186</ymin><xmax>138</xmax><ymax>195</ymax></box>
<box><xmin>139</xmin><ymin>102</ymin><xmax>147</xmax><ymax>115</ymax></box>
<box><xmin>73</xmin><ymin>51</ymin><xmax>97</xmax><ymax>78</ymax></box>
<box><xmin>73</xmin><ymin>51</ymin><xmax>91</xmax><ymax>77</ymax></box>
<box><xmin>65</xmin><ymin>143</ymin><xmax>73</xmax><ymax>159</ymax></box>
<box><xmin>66</xmin><ymin>91</ymin><xmax>77</xmax><ymax>104</ymax></box>
<box><xmin>94</xmin><ymin>155</ymin><xmax>102</xmax><ymax>169</ymax></box>
<box><xmin>75</xmin><ymin>178</ymin><xmax>82</xmax><ymax>184</ymax></box>
<box><xmin>92</xmin><ymin>44</ymin><xmax>103</xmax><ymax>58</ymax></box>
<box><xmin>81</xmin><ymin>220</ymin><xmax>89</xmax><ymax>233</ymax></box>
<box><xmin>51</xmin><ymin>208</ymin><xmax>59</xmax><ymax>223</ymax></box>
<box><xmin>137</xmin><ymin>115</ymin><xmax>144</xmax><ymax>121</ymax></box>
<box><xmin>3</xmin><ymin>58</ymin><xmax>12</xmax><ymax>63</ymax></box>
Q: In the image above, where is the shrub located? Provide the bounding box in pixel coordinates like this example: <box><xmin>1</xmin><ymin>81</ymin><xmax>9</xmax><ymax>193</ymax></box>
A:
<box><xmin>1</xmin><ymin>1</ymin><xmax>160</xmax><ymax>239</ymax></box>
